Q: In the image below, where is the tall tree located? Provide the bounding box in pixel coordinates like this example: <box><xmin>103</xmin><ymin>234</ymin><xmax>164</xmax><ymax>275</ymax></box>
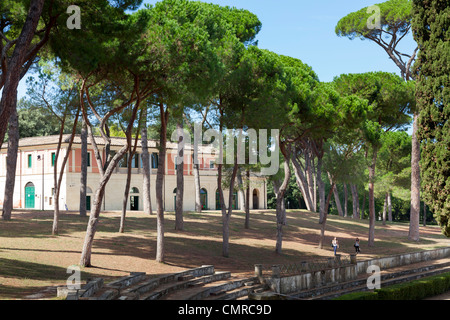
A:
<box><xmin>412</xmin><ymin>0</ymin><xmax>450</xmax><ymax>237</ymax></box>
<box><xmin>333</xmin><ymin>72</ymin><xmax>414</xmax><ymax>246</ymax></box>
<box><xmin>375</xmin><ymin>130</ymin><xmax>412</xmax><ymax>224</ymax></box>
<box><xmin>26</xmin><ymin>66</ymin><xmax>80</xmax><ymax>234</ymax></box>
<box><xmin>143</xmin><ymin>0</ymin><xmax>261</xmax><ymax>263</ymax></box>
<box><xmin>336</xmin><ymin>0</ymin><xmax>421</xmax><ymax>241</ymax></box>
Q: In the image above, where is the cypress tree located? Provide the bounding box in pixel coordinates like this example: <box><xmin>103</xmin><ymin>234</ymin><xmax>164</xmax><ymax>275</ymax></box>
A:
<box><xmin>412</xmin><ymin>0</ymin><xmax>450</xmax><ymax>236</ymax></box>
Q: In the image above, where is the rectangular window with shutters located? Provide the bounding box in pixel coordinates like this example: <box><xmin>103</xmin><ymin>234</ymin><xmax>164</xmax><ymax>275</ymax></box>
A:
<box><xmin>51</xmin><ymin>152</ymin><xmax>56</xmax><ymax>167</ymax></box>
<box><xmin>28</xmin><ymin>154</ymin><xmax>32</xmax><ymax>168</ymax></box>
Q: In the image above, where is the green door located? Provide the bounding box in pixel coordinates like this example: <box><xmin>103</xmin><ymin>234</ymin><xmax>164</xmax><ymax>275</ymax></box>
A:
<box><xmin>86</xmin><ymin>196</ymin><xmax>91</xmax><ymax>211</ymax></box>
<box><xmin>200</xmin><ymin>188</ymin><xmax>207</xmax><ymax>210</ymax></box>
<box><xmin>25</xmin><ymin>184</ymin><xmax>35</xmax><ymax>209</ymax></box>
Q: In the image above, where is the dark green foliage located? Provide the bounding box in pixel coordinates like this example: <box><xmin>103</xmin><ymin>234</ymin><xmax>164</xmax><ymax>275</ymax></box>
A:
<box><xmin>412</xmin><ymin>0</ymin><xmax>450</xmax><ymax>237</ymax></box>
<box><xmin>17</xmin><ymin>99</ymin><xmax>67</xmax><ymax>138</ymax></box>
<box><xmin>336</xmin><ymin>271</ymin><xmax>450</xmax><ymax>300</ymax></box>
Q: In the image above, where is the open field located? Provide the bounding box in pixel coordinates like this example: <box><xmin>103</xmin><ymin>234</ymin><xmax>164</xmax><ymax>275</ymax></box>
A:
<box><xmin>0</xmin><ymin>209</ymin><xmax>449</xmax><ymax>299</ymax></box>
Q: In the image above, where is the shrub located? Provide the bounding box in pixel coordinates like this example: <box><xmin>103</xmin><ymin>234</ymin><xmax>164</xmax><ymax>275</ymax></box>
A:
<box><xmin>335</xmin><ymin>271</ymin><xmax>450</xmax><ymax>300</ymax></box>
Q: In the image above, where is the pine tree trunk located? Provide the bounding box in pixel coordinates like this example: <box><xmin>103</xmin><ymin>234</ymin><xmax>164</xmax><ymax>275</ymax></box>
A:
<box><xmin>273</xmin><ymin>179</ymin><xmax>286</xmax><ymax>224</ymax></box>
<box><xmin>388</xmin><ymin>192</ymin><xmax>392</xmax><ymax>222</ymax></box>
<box><xmin>317</xmin><ymin>156</ymin><xmax>325</xmax><ymax>223</ymax></box>
<box><xmin>305</xmin><ymin>150</ymin><xmax>316</xmax><ymax>212</ymax></box>
<box><xmin>291</xmin><ymin>153</ymin><xmax>313</xmax><ymax>211</ymax></box>
<box><xmin>0</xmin><ymin>0</ymin><xmax>45</xmax><ymax>148</ymax></box>
<box><xmin>80</xmin><ymin>186</ymin><xmax>105</xmax><ymax>267</ymax></box>
<box><xmin>312</xmin><ymin>157</ymin><xmax>317</xmax><ymax>212</ymax></box>
<box><xmin>155</xmin><ymin>106</ymin><xmax>168</xmax><ymax>263</ymax></box>
<box><xmin>237</xmin><ymin>169</ymin><xmax>245</xmax><ymax>211</ymax></box>
<box><xmin>2</xmin><ymin>106</ymin><xmax>18</xmax><ymax>220</ymax></box>
<box><xmin>409</xmin><ymin>113</ymin><xmax>421</xmax><ymax>241</ymax></box>
<box><xmin>175</xmin><ymin>122</ymin><xmax>184</xmax><ymax>231</ymax></box>
<box><xmin>141</xmin><ymin>109</ymin><xmax>152</xmax><ymax>215</ymax></box>
<box><xmin>53</xmin><ymin>107</ymin><xmax>80</xmax><ymax>235</ymax></box>
<box><xmin>192</xmin><ymin>122</ymin><xmax>202</xmax><ymax>213</ymax></box>
<box><xmin>318</xmin><ymin>182</ymin><xmax>335</xmax><ymax>249</ymax></box>
<box><xmin>119</xmin><ymin>153</ymin><xmax>132</xmax><ymax>233</ymax></box>
<box><xmin>383</xmin><ymin>192</ymin><xmax>388</xmax><ymax>226</ymax></box>
<box><xmin>79</xmin><ymin>119</ymin><xmax>88</xmax><ymax>217</ymax></box>
<box><xmin>328</xmin><ymin>172</ymin><xmax>343</xmax><ymax>217</ymax></box>
<box><xmin>362</xmin><ymin>190</ymin><xmax>366</xmax><ymax>220</ymax></box>
<box><xmin>350</xmin><ymin>184</ymin><xmax>360</xmax><ymax>219</ymax></box>
<box><xmin>368</xmin><ymin>148</ymin><xmax>378</xmax><ymax>247</ymax></box>
<box><xmin>245</xmin><ymin>169</ymin><xmax>250</xmax><ymax>229</ymax></box>
<box><xmin>275</xmin><ymin>150</ymin><xmax>290</xmax><ymax>254</ymax></box>
<box><xmin>343</xmin><ymin>183</ymin><xmax>348</xmax><ymax>217</ymax></box>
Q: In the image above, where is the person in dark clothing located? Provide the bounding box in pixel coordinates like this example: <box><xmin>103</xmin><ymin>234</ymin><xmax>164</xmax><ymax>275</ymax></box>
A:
<box><xmin>354</xmin><ymin>238</ymin><xmax>361</xmax><ymax>254</ymax></box>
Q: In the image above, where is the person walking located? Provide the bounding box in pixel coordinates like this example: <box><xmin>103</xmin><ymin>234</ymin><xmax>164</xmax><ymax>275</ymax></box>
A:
<box><xmin>354</xmin><ymin>238</ymin><xmax>361</xmax><ymax>254</ymax></box>
<box><xmin>332</xmin><ymin>237</ymin><xmax>339</xmax><ymax>256</ymax></box>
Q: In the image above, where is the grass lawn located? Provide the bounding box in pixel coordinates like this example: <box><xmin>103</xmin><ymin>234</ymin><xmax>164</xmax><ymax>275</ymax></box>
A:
<box><xmin>0</xmin><ymin>209</ymin><xmax>449</xmax><ymax>299</ymax></box>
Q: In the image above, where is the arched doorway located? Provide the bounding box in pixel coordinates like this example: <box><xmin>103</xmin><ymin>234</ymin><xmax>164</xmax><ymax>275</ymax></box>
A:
<box><xmin>200</xmin><ymin>188</ymin><xmax>208</xmax><ymax>210</ymax></box>
<box><xmin>25</xmin><ymin>182</ymin><xmax>35</xmax><ymax>209</ymax></box>
<box><xmin>253</xmin><ymin>189</ymin><xmax>259</xmax><ymax>210</ymax></box>
<box><xmin>86</xmin><ymin>187</ymin><xmax>93</xmax><ymax>211</ymax></box>
<box><xmin>130</xmin><ymin>187</ymin><xmax>139</xmax><ymax>211</ymax></box>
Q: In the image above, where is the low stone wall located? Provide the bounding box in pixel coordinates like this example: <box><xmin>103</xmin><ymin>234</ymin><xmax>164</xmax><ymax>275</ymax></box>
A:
<box><xmin>256</xmin><ymin>247</ymin><xmax>450</xmax><ymax>295</ymax></box>
<box><xmin>356</xmin><ymin>247</ymin><xmax>450</xmax><ymax>275</ymax></box>
<box><xmin>267</xmin><ymin>264</ymin><xmax>358</xmax><ymax>294</ymax></box>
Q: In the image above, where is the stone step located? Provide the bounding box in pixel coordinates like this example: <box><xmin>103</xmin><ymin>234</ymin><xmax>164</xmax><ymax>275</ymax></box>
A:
<box><xmin>112</xmin><ymin>265</ymin><xmax>215</xmax><ymax>300</ymax></box>
<box><xmin>217</xmin><ymin>284</ymin><xmax>268</xmax><ymax>301</ymax></box>
<box><xmin>190</xmin><ymin>277</ymin><xmax>259</xmax><ymax>300</ymax></box>
<box><xmin>140</xmin><ymin>271</ymin><xmax>232</xmax><ymax>300</ymax></box>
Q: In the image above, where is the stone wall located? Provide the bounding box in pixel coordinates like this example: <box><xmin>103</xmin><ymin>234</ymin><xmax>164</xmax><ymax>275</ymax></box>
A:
<box><xmin>356</xmin><ymin>247</ymin><xmax>450</xmax><ymax>275</ymax></box>
<box><xmin>257</xmin><ymin>247</ymin><xmax>450</xmax><ymax>295</ymax></box>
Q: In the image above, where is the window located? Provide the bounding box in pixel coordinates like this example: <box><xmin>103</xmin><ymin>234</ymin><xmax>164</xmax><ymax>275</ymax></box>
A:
<box><xmin>28</xmin><ymin>154</ymin><xmax>32</xmax><ymax>168</ymax></box>
<box><xmin>118</xmin><ymin>153</ymin><xmax>128</xmax><ymax>168</ymax></box>
<box><xmin>151</xmin><ymin>153</ymin><xmax>159</xmax><ymax>169</ymax></box>
<box><xmin>130</xmin><ymin>187</ymin><xmax>139</xmax><ymax>194</ymax></box>
<box><xmin>87</xmin><ymin>152</ymin><xmax>91</xmax><ymax>167</ymax></box>
<box><xmin>51</xmin><ymin>152</ymin><xmax>56</xmax><ymax>167</ymax></box>
<box><xmin>209</xmin><ymin>160</ymin><xmax>214</xmax><ymax>169</ymax></box>
<box><xmin>131</xmin><ymin>153</ymin><xmax>139</xmax><ymax>168</ymax></box>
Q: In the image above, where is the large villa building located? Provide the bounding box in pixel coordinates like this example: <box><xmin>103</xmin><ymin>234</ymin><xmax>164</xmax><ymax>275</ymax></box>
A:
<box><xmin>0</xmin><ymin>135</ymin><xmax>267</xmax><ymax>212</ymax></box>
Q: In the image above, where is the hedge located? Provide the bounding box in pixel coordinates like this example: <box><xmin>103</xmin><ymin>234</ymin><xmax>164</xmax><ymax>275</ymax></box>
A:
<box><xmin>335</xmin><ymin>271</ymin><xmax>450</xmax><ymax>300</ymax></box>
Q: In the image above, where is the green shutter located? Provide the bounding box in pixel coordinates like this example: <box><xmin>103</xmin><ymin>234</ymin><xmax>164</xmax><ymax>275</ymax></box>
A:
<box><xmin>28</xmin><ymin>154</ymin><xmax>32</xmax><ymax>168</ymax></box>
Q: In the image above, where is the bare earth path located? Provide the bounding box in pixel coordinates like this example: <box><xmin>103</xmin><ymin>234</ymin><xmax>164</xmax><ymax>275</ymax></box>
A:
<box><xmin>0</xmin><ymin>209</ymin><xmax>449</xmax><ymax>299</ymax></box>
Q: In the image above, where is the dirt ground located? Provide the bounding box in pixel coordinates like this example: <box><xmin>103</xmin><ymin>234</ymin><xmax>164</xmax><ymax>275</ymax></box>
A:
<box><xmin>0</xmin><ymin>209</ymin><xmax>449</xmax><ymax>299</ymax></box>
